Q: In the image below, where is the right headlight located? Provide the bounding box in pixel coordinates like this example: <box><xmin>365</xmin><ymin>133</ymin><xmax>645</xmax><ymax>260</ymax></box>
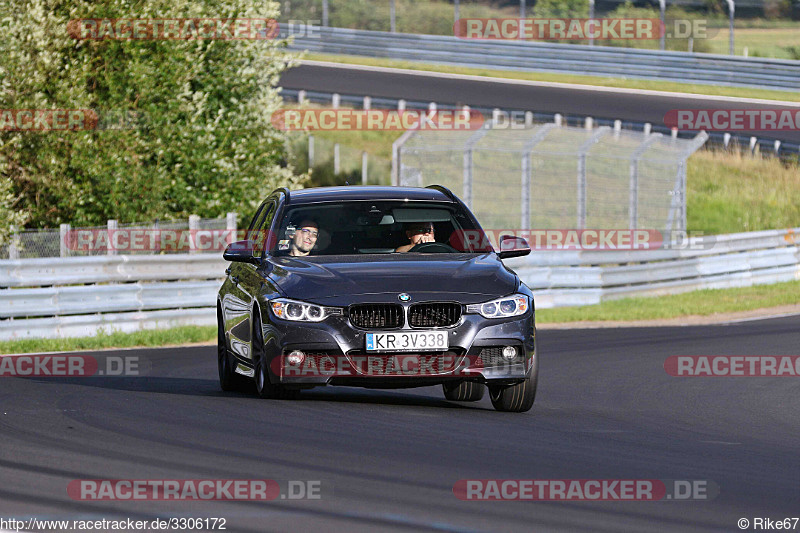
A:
<box><xmin>270</xmin><ymin>298</ymin><xmax>342</xmax><ymax>322</ymax></box>
<box><xmin>466</xmin><ymin>294</ymin><xmax>529</xmax><ymax>319</ymax></box>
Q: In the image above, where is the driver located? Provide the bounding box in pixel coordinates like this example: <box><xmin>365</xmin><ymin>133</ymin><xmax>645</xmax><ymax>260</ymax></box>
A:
<box><xmin>395</xmin><ymin>222</ymin><xmax>435</xmax><ymax>252</ymax></box>
<box><xmin>289</xmin><ymin>219</ymin><xmax>319</xmax><ymax>256</ymax></box>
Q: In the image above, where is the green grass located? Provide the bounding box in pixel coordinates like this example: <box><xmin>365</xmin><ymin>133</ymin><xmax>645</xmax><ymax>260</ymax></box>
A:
<box><xmin>687</xmin><ymin>149</ymin><xmax>800</xmax><ymax>234</ymax></box>
<box><xmin>0</xmin><ymin>325</ymin><xmax>216</xmax><ymax>355</ymax></box>
<box><xmin>536</xmin><ymin>279</ymin><xmax>800</xmax><ymax>323</ymax></box>
<box><xmin>706</xmin><ymin>27</ymin><xmax>800</xmax><ymax>59</ymax></box>
<box><xmin>301</xmin><ymin>53</ymin><xmax>800</xmax><ymax>102</ymax></box>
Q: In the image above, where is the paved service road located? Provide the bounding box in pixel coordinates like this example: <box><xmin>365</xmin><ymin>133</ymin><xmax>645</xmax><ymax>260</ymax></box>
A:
<box><xmin>1</xmin><ymin>316</ymin><xmax>799</xmax><ymax>532</ymax></box>
<box><xmin>279</xmin><ymin>61</ymin><xmax>800</xmax><ymax>144</ymax></box>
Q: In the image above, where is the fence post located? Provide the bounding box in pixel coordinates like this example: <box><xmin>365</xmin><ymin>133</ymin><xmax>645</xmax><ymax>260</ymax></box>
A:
<box><xmin>227</xmin><ymin>212</ymin><xmax>237</xmax><ymax>244</ymax></box>
<box><xmin>390</xmin><ymin>0</ymin><xmax>396</xmax><ymax>32</ymax></box>
<box><xmin>629</xmin><ymin>133</ymin><xmax>662</xmax><ymax>230</ymax></box>
<box><xmin>576</xmin><ymin>127</ymin><xmax>610</xmax><ymax>229</ymax></box>
<box><xmin>362</xmin><ymin>151</ymin><xmax>368</xmax><ymax>185</ymax></box>
<box><xmin>454</xmin><ymin>0</ymin><xmax>460</xmax><ymax>25</ymax></box>
<box><xmin>107</xmin><ymin>219</ymin><xmax>117</xmax><ymax>256</ymax></box>
<box><xmin>308</xmin><ymin>135</ymin><xmax>315</xmax><ymax>168</ymax></box>
<box><xmin>189</xmin><ymin>214</ymin><xmax>200</xmax><ymax>254</ymax></box>
<box><xmin>520</xmin><ymin>124</ymin><xmax>557</xmax><ymax>231</ymax></box>
<box><xmin>334</xmin><ymin>143</ymin><xmax>340</xmax><ymax>174</ymax></box>
<box><xmin>60</xmin><ymin>223</ymin><xmax>71</xmax><ymax>257</ymax></box>
<box><xmin>322</xmin><ymin>0</ymin><xmax>329</xmax><ymax>27</ymax></box>
<box><xmin>8</xmin><ymin>226</ymin><xmax>20</xmax><ymax>260</ymax></box>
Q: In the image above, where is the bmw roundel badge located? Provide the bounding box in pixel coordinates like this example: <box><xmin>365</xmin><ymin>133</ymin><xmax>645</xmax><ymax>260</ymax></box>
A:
<box><xmin>398</xmin><ymin>293</ymin><xmax>411</xmax><ymax>302</ymax></box>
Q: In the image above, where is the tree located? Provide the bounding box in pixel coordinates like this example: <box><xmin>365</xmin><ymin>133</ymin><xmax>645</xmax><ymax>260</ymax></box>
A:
<box><xmin>0</xmin><ymin>0</ymin><xmax>305</xmax><ymax>230</ymax></box>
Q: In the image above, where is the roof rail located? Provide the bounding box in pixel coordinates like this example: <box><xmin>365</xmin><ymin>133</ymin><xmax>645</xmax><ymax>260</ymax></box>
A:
<box><xmin>425</xmin><ymin>184</ymin><xmax>457</xmax><ymax>202</ymax></box>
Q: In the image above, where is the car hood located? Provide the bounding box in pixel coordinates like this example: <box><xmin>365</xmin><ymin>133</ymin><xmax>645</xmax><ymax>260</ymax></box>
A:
<box><xmin>265</xmin><ymin>253</ymin><xmax>518</xmax><ymax>305</ymax></box>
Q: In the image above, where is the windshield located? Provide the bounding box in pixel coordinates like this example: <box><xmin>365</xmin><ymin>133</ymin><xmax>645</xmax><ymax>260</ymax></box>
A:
<box><xmin>271</xmin><ymin>200</ymin><xmax>494</xmax><ymax>256</ymax></box>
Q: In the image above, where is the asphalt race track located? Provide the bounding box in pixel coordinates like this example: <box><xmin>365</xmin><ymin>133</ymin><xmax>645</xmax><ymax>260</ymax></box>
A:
<box><xmin>279</xmin><ymin>62</ymin><xmax>800</xmax><ymax>144</ymax></box>
<box><xmin>2</xmin><ymin>316</ymin><xmax>799</xmax><ymax>532</ymax></box>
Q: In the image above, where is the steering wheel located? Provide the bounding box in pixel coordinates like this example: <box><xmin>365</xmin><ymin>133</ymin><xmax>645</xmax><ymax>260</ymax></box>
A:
<box><xmin>408</xmin><ymin>242</ymin><xmax>459</xmax><ymax>253</ymax></box>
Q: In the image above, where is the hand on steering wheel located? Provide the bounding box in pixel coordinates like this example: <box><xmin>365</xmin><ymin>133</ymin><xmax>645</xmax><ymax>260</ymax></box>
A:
<box><xmin>407</xmin><ymin>242</ymin><xmax>459</xmax><ymax>253</ymax></box>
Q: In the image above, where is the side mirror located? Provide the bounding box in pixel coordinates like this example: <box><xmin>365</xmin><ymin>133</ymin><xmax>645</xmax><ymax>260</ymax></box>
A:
<box><xmin>223</xmin><ymin>240</ymin><xmax>260</xmax><ymax>265</ymax></box>
<box><xmin>498</xmin><ymin>235</ymin><xmax>531</xmax><ymax>259</ymax></box>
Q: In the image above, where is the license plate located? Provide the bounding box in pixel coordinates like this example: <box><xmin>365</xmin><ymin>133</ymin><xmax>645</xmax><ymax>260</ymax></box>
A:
<box><xmin>366</xmin><ymin>331</ymin><xmax>449</xmax><ymax>352</ymax></box>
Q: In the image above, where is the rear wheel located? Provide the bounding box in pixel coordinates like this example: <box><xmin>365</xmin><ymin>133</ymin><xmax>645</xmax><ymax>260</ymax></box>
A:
<box><xmin>253</xmin><ymin>310</ymin><xmax>299</xmax><ymax>400</ymax></box>
<box><xmin>488</xmin><ymin>376</ymin><xmax>536</xmax><ymax>413</ymax></box>
<box><xmin>442</xmin><ymin>381</ymin><xmax>484</xmax><ymax>402</ymax></box>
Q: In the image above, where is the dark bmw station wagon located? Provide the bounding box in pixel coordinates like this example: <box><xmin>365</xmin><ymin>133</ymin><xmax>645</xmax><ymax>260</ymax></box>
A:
<box><xmin>217</xmin><ymin>185</ymin><xmax>537</xmax><ymax>412</ymax></box>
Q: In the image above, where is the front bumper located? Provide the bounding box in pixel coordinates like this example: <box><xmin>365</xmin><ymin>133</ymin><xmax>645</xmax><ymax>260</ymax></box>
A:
<box><xmin>256</xmin><ymin>310</ymin><xmax>536</xmax><ymax>387</ymax></box>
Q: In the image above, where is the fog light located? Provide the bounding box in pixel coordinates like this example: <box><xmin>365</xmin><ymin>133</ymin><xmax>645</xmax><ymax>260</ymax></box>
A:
<box><xmin>286</xmin><ymin>350</ymin><xmax>305</xmax><ymax>366</ymax></box>
<box><xmin>502</xmin><ymin>346</ymin><xmax>517</xmax><ymax>361</ymax></box>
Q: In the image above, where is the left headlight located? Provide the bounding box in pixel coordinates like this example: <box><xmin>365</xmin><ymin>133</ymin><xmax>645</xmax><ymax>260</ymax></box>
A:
<box><xmin>466</xmin><ymin>294</ymin><xmax>529</xmax><ymax>319</ymax></box>
<box><xmin>270</xmin><ymin>298</ymin><xmax>342</xmax><ymax>322</ymax></box>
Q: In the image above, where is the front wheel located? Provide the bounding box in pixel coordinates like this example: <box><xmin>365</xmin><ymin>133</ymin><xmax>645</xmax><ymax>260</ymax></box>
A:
<box><xmin>253</xmin><ymin>311</ymin><xmax>299</xmax><ymax>400</ymax></box>
<box><xmin>488</xmin><ymin>376</ymin><xmax>536</xmax><ymax>412</ymax></box>
<box><xmin>442</xmin><ymin>381</ymin><xmax>484</xmax><ymax>401</ymax></box>
<box><xmin>218</xmin><ymin>312</ymin><xmax>241</xmax><ymax>392</ymax></box>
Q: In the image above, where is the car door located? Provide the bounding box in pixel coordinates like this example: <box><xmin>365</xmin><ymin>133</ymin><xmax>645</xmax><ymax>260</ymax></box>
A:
<box><xmin>222</xmin><ymin>201</ymin><xmax>269</xmax><ymax>361</ymax></box>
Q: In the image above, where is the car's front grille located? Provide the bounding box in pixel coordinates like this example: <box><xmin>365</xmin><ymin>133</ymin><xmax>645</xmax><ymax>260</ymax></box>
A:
<box><xmin>349</xmin><ymin>304</ymin><xmax>404</xmax><ymax>329</ymax></box>
<box><xmin>409</xmin><ymin>302</ymin><xmax>462</xmax><ymax>328</ymax></box>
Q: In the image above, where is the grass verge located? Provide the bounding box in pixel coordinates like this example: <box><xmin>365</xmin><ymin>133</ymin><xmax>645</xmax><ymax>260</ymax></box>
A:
<box><xmin>536</xmin><ymin>280</ymin><xmax>800</xmax><ymax>323</ymax></box>
<box><xmin>301</xmin><ymin>53</ymin><xmax>800</xmax><ymax>103</ymax></box>
<box><xmin>0</xmin><ymin>325</ymin><xmax>215</xmax><ymax>355</ymax></box>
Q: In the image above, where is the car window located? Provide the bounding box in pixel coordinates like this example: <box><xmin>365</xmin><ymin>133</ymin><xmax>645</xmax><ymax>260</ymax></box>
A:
<box><xmin>270</xmin><ymin>200</ymin><xmax>493</xmax><ymax>256</ymax></box>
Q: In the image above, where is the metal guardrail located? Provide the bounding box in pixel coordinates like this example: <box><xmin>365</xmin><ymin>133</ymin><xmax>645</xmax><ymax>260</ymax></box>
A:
<box><xmin>0</xmin><ymin>227</ymin><xmax>798</xmax><ymax>340</ymax></box>
<box><xmin>288</xmin><ymin>27</ymin><xmax>800</xmax><ymax>91</ymax></box>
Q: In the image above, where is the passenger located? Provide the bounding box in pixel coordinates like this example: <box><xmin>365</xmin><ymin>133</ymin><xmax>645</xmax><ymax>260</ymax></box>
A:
<box><xmin>289</xmin><ymin>219</ymin><xmax>319</xmax><ymax>256</ymax></box>
<box><xmin>395</xmin><ymin>222</ymin><xmax>435</xmax><ymax>252</ymax></box>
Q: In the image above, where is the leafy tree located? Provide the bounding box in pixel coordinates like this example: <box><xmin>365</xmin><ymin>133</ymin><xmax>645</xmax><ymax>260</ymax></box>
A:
<box><xmin>0</xmin><ymin>0</ymin><xmax>305</xmax><ymax>230</ymax></box>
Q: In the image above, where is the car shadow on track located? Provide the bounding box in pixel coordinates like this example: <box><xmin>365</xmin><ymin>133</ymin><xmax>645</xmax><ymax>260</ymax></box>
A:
<box><xmin>22</xmin><ymin>376</ymin><xmax>493</xmax><ymax>410</ymax></box>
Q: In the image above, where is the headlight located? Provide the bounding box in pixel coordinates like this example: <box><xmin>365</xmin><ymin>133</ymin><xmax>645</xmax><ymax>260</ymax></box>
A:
<box><xmin>270</xmin><ymin>298</ymin><xmax>342</xmax><ymax>322</ymax></box>
<box><xmin>466</xmin><ymin>294</ymin><xmax>528</xmax><ymax>319</ymax></box>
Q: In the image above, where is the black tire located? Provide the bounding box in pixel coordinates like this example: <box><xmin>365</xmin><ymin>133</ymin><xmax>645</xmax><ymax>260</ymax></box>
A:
<box><xmin>488</xmin><ymin>376</ymin><xmax>536</xmax><ymax>413</ymax></box>
<box><xmin>442</xmin><ymin>380</ymin><xmax>484</xmax><ymax>402</ymax></box>
<box><xmin>252</xmin><ymin>310</ymin><xmax>299</xmax><ymax>400</ymax></box>
<box><xmin>218</xmin><ymin>310</ymin><xmax>239</xmax><ymax>392</ymax></box>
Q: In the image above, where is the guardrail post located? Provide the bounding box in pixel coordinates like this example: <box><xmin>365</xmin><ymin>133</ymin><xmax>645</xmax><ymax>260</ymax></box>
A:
<box><xmin>363</xmin><ymin>96</ymin><xmax>371</xmax><ymax>110</ymax></box>
<box><xmin>398</xmin><ymin>99</ymin><xmax>406</xmax><ymax>112</ymax></box>
<box><xmin>189</xmin><ymin>214</ymin><xmax>200</xmax><ymax>254</ymax></box>
<box><xmin>298</xmin><ymin>90</ymin><xmax>306</xmax><ymax>104</ymax></box>
<box><xmin>107</xmin><ymin>219</ymin><xmax>117</xmax><ymax>256</ymax></box>
<box><xmin>362</xmin><ymin>151</ymin><xmax>368</xmax><ymax>185</ymax></box>
<box><xmin>226</xmin><ymin>212</ymin><xmax>237</xmax><ymax>245</ymax></box>
<box><xmin>332</xmin><ymin>93</ymin><xmax>340</xmax><ymax>109</ymax></box>
<box><xmin>60</xmin><ymin>223</ymin><xmax>71</xmax><ymax>257</ymax></box>
<box><xmin>554</xmin><ymin>113</ymin><xmax>563</xmax><ymax>127</ymax></box>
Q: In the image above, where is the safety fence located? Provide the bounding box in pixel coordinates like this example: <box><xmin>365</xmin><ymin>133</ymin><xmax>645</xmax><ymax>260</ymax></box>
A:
<box><xmin>1</xmin><ymin>227</ymin><xmax>797</xmax><ymax>340</ymax></box>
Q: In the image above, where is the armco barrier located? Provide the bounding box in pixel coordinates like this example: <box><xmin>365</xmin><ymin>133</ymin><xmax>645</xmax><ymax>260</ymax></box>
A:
<box><xmin>0</xmin><ymin>228</ymin><xmax>798</xmax><ymax>340</ymax></box>
<box><xmin>288</xmin><ymin>27</ymin><xmax>800</xmax><ymax>91</ymax></box>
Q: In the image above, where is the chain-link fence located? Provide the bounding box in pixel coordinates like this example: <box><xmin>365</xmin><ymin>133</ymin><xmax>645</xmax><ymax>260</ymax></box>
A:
<box><xmin>396</xmin><ymin>118</ymin><xmax>708</xmax><ymax>232</ymax></box>
<box><xmin>2</xmin><ymin>214</ymin><xmax>238</xmax><ymax>260</ymax></box>
<box><xmin>287</xmin><ymin>132</ymin><xmax>392</xmax><ymax>186</ymax></box>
